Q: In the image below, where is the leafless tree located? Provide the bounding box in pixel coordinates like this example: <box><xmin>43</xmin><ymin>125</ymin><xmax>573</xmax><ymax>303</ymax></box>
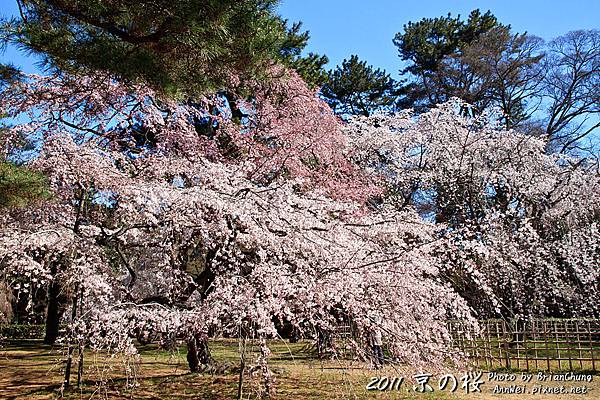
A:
<box><xmin>542</xmin><ymin>30</ymin><xmax>600</xmax><ymax>153</ymax></box>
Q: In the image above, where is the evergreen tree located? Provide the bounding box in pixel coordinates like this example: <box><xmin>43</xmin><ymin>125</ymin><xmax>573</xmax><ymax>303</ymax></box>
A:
<box><xmin>279</xmin><ymin>21</ymin><xmax>328</xmax><ymax>88</ymax></box>
<box><xmin>321</xmin><ymin>55</ymin><xmax>396</xmax><ymax>117</ymax></box>
<box><xmin>2</xmin><ymin>0</ymin><xmax>326</xmax><ymax>97</ymax></box>
<box><xmin>393</xmin><ymin>9</ymin><xmax>502</xmax><ymax>110</ymax></box>
<box><xmin>0</xmin><ymin>161</ymin><xmax>49</xmax><ymax>208</ymax></box>
<box><xmin>0</xmin><ymin>70</ymin><xmax>48</xmax><ymax>209</ymax></box>
<box><xmin>0</xmin><ymin>64</ymin><xmax>22</xmax><ymax>86</ymax></box>
<box><xmin>434</xmin><ymin>27</ymin><xmax>545</xmax><ymax>126</ymax></box>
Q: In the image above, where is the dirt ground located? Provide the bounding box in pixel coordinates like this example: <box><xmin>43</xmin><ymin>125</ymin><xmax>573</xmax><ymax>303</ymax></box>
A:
<box><xmin>0</xmin><ymin>340</ymin><xmax>598</xmax><ymax>399</ymax></box>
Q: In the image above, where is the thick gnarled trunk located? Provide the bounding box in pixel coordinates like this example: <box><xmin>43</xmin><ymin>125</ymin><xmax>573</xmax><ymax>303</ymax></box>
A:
<box><xmin>186</xmin><ymin>333</ymin><xmax>212</xmax><ymax>372</ymax></box>
<box><xmin>44</xmin><ymin>263</ymin><xmax>63</xmax><ymax>345</ymax></box>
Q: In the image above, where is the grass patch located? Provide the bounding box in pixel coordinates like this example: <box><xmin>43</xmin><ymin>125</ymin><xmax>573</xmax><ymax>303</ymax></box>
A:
<box><xmin>1</xmin><ymin>339</ymin><xmax>598</xmax><ymax>399</ymax></box>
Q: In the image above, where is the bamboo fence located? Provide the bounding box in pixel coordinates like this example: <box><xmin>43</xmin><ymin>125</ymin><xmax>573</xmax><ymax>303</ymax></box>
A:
<box><xmin>448</xmin><ymin>319</ymin><xmax>600</xmax><ymax>371</ymax></box>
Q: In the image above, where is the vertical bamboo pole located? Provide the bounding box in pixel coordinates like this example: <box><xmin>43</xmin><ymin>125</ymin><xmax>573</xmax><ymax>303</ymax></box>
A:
<box><xmin>544</xmin><ymin>320</ymin><xmax>551</xmax><ymax>371</ymax></box>
<box><xmin>588</xmin><ymin>321</ymin><xmax>596</xmax><ymax>371</ymax></box>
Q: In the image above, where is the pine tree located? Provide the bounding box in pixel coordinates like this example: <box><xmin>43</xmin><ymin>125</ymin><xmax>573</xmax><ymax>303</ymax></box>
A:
<box><xmin>321</xmin><ymin>55</ymin><xmax>396</xmax><ymax>117</ymax></box>
<box><xmin>279</xmin><ymin>21</ymin><xmax>329</xmax><ymax>88</ymax></box>
<box><xmin>3</xmin><ymin>0</ymin><xmax>326</xmax><ymax>97</ymax></box>
<box><xmin>0</xmin><ymin>160</ymin><xmax>49</xmax><ymax>208</ymax></box>
<box><xmin>393</xmin><ymin>9</ymin><xmax>502</xmax><ymax>110</ymax></box>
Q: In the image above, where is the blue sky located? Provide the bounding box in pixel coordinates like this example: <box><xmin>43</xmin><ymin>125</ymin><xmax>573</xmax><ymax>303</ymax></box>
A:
<box><xmin>277</xmin><ymin>0</ymin><xmax>600</xmax><ymax>77</ymax></box>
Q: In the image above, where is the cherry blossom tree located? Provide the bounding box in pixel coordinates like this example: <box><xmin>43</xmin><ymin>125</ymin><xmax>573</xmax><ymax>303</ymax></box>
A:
<box><xmin>344</xmin><ymin>100</ymin><xmax>600</xmax><ymax>320</ymax></box>
<box><xmin>0</xmin><ymin>71</ymin><xmax>475</xmax><ymax>394</ymax></box>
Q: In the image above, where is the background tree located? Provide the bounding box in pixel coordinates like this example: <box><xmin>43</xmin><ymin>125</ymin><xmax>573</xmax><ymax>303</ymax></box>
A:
<box><xmin>279</xmin><ymin>20</ymin><xmax>329</xmax><ymax>88</ymax></box>
<box><xmin>321</xmin><ymin>55</ymin><xmax>397</xmax><ymax>117</ymax></box>
<box><xmin>394</xmin><ymin>11</ymin><xmax>599</xmax><ymax>153</ymax></box>
<box><xmin>345</xmin><ymin>101</ymin><xmax>600</xmax><ymax>319</ymax></box>
<box><xmin>0</xmin><ymin>161</ymin><xmax>49</xmax><ymax>208</ymax></box>
<box><xmin>2</xmin><ymin>0</ymin><xmax>327</xmax><ymax>97</ymax></box>
<box><xmin>1</xmin><ymin>65</ymin><xmax>49</xmax><ymax>209</ymax></box>
<box><xmin>393</xmin><ymin>9</ymin><xmax>502</xmax><ymax>110</ymax></box>
<box><xmin>437</xmin><ymin>27</ymin><xmax>545</xmax><ymax>127</ymax></box>
<box><xmin>541</xmin><ymin>29</ymin><xmax>600</xmax><ymax>153</ymax></box>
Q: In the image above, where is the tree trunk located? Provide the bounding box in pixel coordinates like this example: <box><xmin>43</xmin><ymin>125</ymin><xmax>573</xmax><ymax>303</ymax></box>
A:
<box><xmin>316</xmin><ymin>327</ymin><xmax>333</xmax><ymax>358</ymax></box>
<box><xmin>186</xmin><ymin>337</ymin><xmax>199</xmax><ymax>372</ymax></box>
<box><xmin>62</xmin><ymin>293</ymin><xmax>78</xmax><ymax>390</ymax></box>
<box><xmin>63</xmin><ymin>345</ymin><xmax>75</xmax><ymax>390</ymax></box>
<box><xmin>77</xmin><ymin>340</ymin><xmax>84</xmax><ymax>387</ymax></box>
<box><xmin>237</xmin><ymin>337</ymin><xmax>246</xmax><ymax>400</ymax></box>
<box><xmin>0</xmin><ymin>281</ymin><xmax>14</xmax><ymax>324</ymax></box>
<box><xmin>289</xmin><ymin>327</ymin><xmax>300</xmax><ymax>343</ymax></box>
<box><xmin>44</xmin><ymin>264</ymin><xmax>62</xmax><ymax>345</ymax></box>
<box><xmin>258</xmin><ymin>337</ymin><xmax>272</xmax><ymax>399</ymax></box>
<box><xmin>186</xmin><ymin>333</ymin><xmax>212</xmax><ymax>372</ymax></box>
<box><xmin>77</xmin><ymin>289</ymin><xmax>84</xmax><ymax>387</ymax></box>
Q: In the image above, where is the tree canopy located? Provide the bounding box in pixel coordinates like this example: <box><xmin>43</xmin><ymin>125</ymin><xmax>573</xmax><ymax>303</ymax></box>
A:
<box><xmin>345</xmin><ymin>102</ymin><xmax>600</xmax><ymax>318</ymax></box>
<box><xmin>0</xmin><ymin>161</ymin><xmax>49</xmax><ymax>208</ymax></box>
<box><xmin>2</xmin><ymin>0</ymin><xmax>328</xmax><ymax>97</ymax></box>
<box><xmin>392</xmin><ymin>10</ymin><xmax>599</xmax><ymax>152</ymax></box>
<box><xmin>393</xmin><ymin>9</ymin><xmax>502</xmax><ymax>109</ymax></box>
<box><xmin>321</xmin><ymin>55</ymin><xmax>397</xmax><ymax>117</ymax></box>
